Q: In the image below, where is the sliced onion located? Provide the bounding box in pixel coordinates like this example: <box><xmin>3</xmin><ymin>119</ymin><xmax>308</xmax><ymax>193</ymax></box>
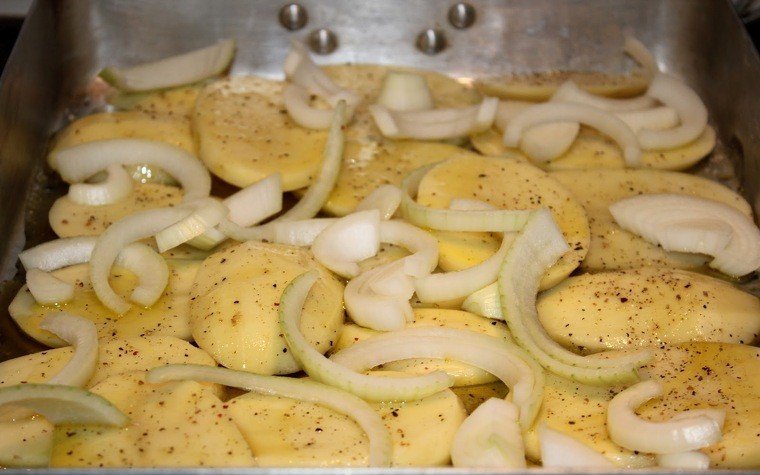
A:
<box><xmin>451</xmin><ymin>398</ymin><xmax>526</xmax><ymax>468</ymax></box>
<box><xmin>461</xmin><ymin>282</ymin><xmax>502</xmax><ymax>320</ymax></box>
<box><xmin>356</xmin><ymin>184</ymin><xmax>403</xmax><ymax>219</ymax></box>
<box><xmin>0</xmin><ymin>384</ymin><xmax>128</xmax><ymax>426</ymax></box>
<box><xmin>52</xmin><ymin>139</ymin><xmax>211</xmax><ymax>201</ymax></box>
<box><xmin>90</xmin><ymin>207</ymin><xmax>190</xmax><ymax>313</ymax></box>
<box><xmin>616</xmin><ymin>106</ymin><xmax>679</xmax><ymax>134</ymax></box>
<box><xmin>379</xmin><ymin>220</ymin><xmax>438</xmax><ymax>278</ymax></box>
<box><xmin>344</xmin><ymin>259</ymin><xmax>415</xmax><ymax>331</ymax></box>
<box><xmin>68</xmin><ymin>163</ymin><xmax>133</xmax><ymax>206</ymax></box>
<box><xmin>638</xmin><ymin>74</ymin><xmax>708</xmax><ymax>150</ymax></box>
<box><xmin>223</xmin><ymin>174</ymin><xmax>283</xmax><ymax>227</ymax></box>
<box><xmin>498</xmin><ymin>208</ymin><xmax>652</xmax><ymax>385</ymax></box>
<box><xmin>19</xmin><ymin>237</ymin><xmax>99</xmax><ymax>271</ymax></box>
<box><xmin>656</xmin><ymin>451</ymin><xmax>710</xmax><ymax>469</ymax></box>
<box><xmin>495</xmin><ymin>100</ymin><xmax>533</xmax><ymax>131</ymax></box>
<box><xmin>552</xmin><ymin>80</ymin><xmax>656</xmax><ymax>112</ymax></box>
<box><xmin>99</xmin><ymin>39</ymin><xmax>235</xmax><ymax>92</ymax></box>
<box><xmin>284</xmin><ymin>83</ymin><xmax>349</xmax><ymax>130</ymax></box>
<box><xmin>39</xmin><ymin>313</ymin><xmax>98</xmax><ymax>387</ymax></box>
<box><xmin>369</xmin><ymin>97</ymin><xmax>498</xmax><ymax>141</ymax></box>
<box><xmin>609</xmin><ymin>194</ymin><xmax>760</xmax><ymax>277</ymax></box>
<box><xmin>279</xmin><ymin>271</ymin><xmax>453</xmax><ymax>401</ymax></box>
<box><xmin>538</xmin><ymin>424</ymin><xmax>615</xmax><ymax>468</ymax></box>
<box><xmin>607</xmin><ymin>380</ymin><xmax>724</xmax><ymax>454</ymax></box>
<box><xmin>449</xmin><ymin>199</ymin><xmax>497</xmax><ymax>211</ymax></box>
<box><xmin>377</xmin><ymin>71</ymin><xmax>434</xmax><ymax>112</ymax></box>
<box><xmin>155</xmin><ymin>198</ymin><xmax>229</xmax><ymax>253</ymax></box>
<box><xmin>312</xmin><ymin>210</ymin><xmax>381</xmax><ymax>278</ymax></box>
<box><xmin>185</xmin><ymin>226</ymin><xmax>228</xmax><ymax>250</ymax></box>
<box><xmin>330</xmin><ymin>326</ymin><xmax>544</xmax><ymax>429</ymax></box>
<box><xmin>503</xmin><ymin>102</ymin><xmax>642</xmax><ymax>166</ymax></box>
<box><xmin>146</xmin><ymin>364</ymin><xmax>392</xmax><ymax>467</ymax></box>
<box><xmin>26</xmin><ymin>269</ymin><xmax>74</xmax><ymax>305</ymax></box>
<box><xmin>114</xmin><ymin>243</ymin><xmax>169</xmax><ymax>307</ymax></box>
<box><xmin>624</xmin><ymin>36</ymin><xmax>658</xmax><ymax>78</ymax></box>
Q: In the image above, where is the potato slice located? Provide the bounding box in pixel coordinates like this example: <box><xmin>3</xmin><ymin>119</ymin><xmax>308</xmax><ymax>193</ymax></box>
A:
<box><xmin>470</xmin><ymin>126</ymin><xmax>716</xmax><ymax>171</ymax></box>
<box><xmin>416</xmin><ymin>156</ymin><xmax>590</xmax><ymax>289</ymax></box>
<box><xmin>549</xmin><ymin>169</ymin><xmax>752</xmax><ymax>272</ymax></box>
<box><xmin>333</xmin><ymin>308</ymin><xmax>512</xmax><ymax>386</ymax></box>
<box><xmin>49</xmin><ymin>183</ymin><xmax>182</xmax><ymax>238</ymax></box>
<box><xmin>130</xmin><ymin>86</ymin><xmax>201</xmax><ymax>120</ymax></box>
<box><xmin>0</xmin><ymin>418</ymin><xmax>54</xmax><ymax>467</ymax></box>
<box><xmin>538</xmin><ymin>267</ymin><xmax>760</xmax><ymax>353</ymax></box>
<box><xmin>50</xmin><ymin>372</ymin><xmax>255</xmax><ymax>467</ymax></box>
<box><xmin>190</xmin><ymin>241</ymin><xmax>344</xmax><ymax>375</ymax></box>
<box><xmin>228</xmin><ymin>375</ymin><xmax>467</xmax><ymax>466</ymax></box>
<box><xmin>9</xmin><ymin>259</ymin><xmax>200</xmax><ymax>346</ymax></box>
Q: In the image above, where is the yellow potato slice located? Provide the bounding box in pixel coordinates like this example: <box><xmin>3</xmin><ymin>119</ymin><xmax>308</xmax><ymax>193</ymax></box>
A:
<box><xmin>0</xmin><ymin>418</ymin><xmax>53</xmax><ymax>467</ymax></box>
<box><xmin>228</xmin><ymin>375</ymin><xmax>467</xmax><ymax>467</ymax></box>
<box><xmin>470</xmin><ymin>126</ymin><xmax>716</xmax><ymax>171</ymax></box>
<box><xmin>550</xmin><ymin>169</ymin><xmax>752</xmax><ymax>272</ymax></box>
<box><xmin>130</xmin><ymin>86</ymin><xmax>201</xmax><ymax>121</ymax></box>
<box><xmin>538</xmin><ymin>267</ymin><xmax>760</xmax><ymax>353</ymax></box>
<box><xmin>475</xmin><ymin>71</ymin><xmax>650</xmax><ymax>101</ymax></box>
<box><xmin>49</xmin><ymin>183</ymin><xmax>183</xmax><ymax>238</ymax></box>
<box><xmin>333</xmin><ymin>308</ymin><xmax>513</xmax><ymax>386</ymax></box>
<box><xmin>50</xmin><ymin>372</ymin><xmax>255</xmax><ymax>467</ymax></box>
<box><xmin>9</xmin><ymin>259</ymin><xmax>200</xmax><ymax>346</ymax></box>
<box><xmin>190</xmin><ymin>241</ymin><xmax>344</xmax><ymax>375</ymax></box>
<box><xmin>416</xmin><ymin>156</ymin><xmax>590</xmax><ymax>289</ymax></box>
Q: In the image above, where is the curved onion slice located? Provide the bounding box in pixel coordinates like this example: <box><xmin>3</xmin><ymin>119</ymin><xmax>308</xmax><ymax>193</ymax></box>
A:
<box><xmin>625</xmin><ymin>36</ymin><xmax>658</xmax><ymax>78</ymax></box>
<box><xmin>503</xmin><ymin>102</ymin><xmax>642</xmax><ymax>166</ymax></box>
<box><xmin>520</xmin><ymin>121</ymin><xmax>580</xmax><ymax>163</ymax></box>
<box><xmin>146</xmin><ymin>364</ymin><xmax>391</xmax><ymax>467</ymax></box>
<box><xmin>279</xmin><ymin>271</ymin><xmax>454</xmax><ymax>401</ymax></box>
<box><xmin>498</xmin><ymin>208</ymin><xmax>651</xmax><ymax>385</ymax></box>
<box><xmin>330</xmin><ymin>326</ymin><xmax>544</xmax><ymax>429</ymax></box>
<box><xmin>638</xmin><ymin>74</ymin><xmax>708</xmax><ymax>150</ymax></box>
<box><xmin>377</xmin><ymin>71</ymin><xmax>434</xmax><ymax>112</ymax></box>
<box><xmin>369</xmin><ymin>97</ymin><xmax>498</xmax><ymax>141</ymax></box>
<box><xmin>52</xmin><ymin>139</ymin><xmax>211</xmax><ymax>201</ymax></box>
<box><xmin>400</xmin><ymin>165</ymin><xmax>531</xmax><ymax>232</ymax></box>
<box><xmin>19</xmin><ymin>237</ymin><xmax>99</xmax><ymax>272</ymax></box>
<box><xmin>90</xmin><ymin>207</ymin><xmax>189</xmax><ymax>313</ymax></box>
<box><xmin>461</xmin><ymin>282</ymin><xmax>502</xmax><ymax>320</ymax></box>
<box><xmin>356</xmin><ymin>184</ymin><xmax>403</xmax><ymax>219</ymax></box>
<box><xmin>538</xmin><ymin>424</ymin><xmax>615</xmax><ymax>468</ymax></box>
<box><xmin>607</xmin><ymin>380</ymin><xmax>724</xmax><ymax>454</ymax></box>
<box><xmin>155</xmin><ymin>198</ymin><xmax>229</xmax><ymax>253</ymax></box>
<box><xmin>26</xmin><ymin>269</ymin><xmax>74</xmax><ymax>305</ymax></box>
<box><xmin>223</xmin><ymin>174</ymin><xmax>283</xmax><ymax>227</ymax></box>
<box><xmin>284</xmin><ymin>83</ymin><xmax>349</xmax><ymax>130</ymax></box>
<box><xmin>656</xmin><ymin>451</ymin><xmax>710</xmax><ymax>469</ymax></box>
<box><xmin>609</xmin><ymin>194</ymin><xmax>760</xmax><ymax>277</ymax></box>
<box><xmin>68</xmin><ymin>163</ymin><xmax>133</xmax><ymax>206</ymax></box>
<box><xmin>379</xmin><ymin>220</ymin><xmax>438</xmax><ymax>278</ymax></box>
<box><xmin>451</xmin><ymin>398</ymin><xmax>526</xmax><ymax>468</ymax></box>
<box><xmin>345</xmin><ymin>259</ymin><xmax>414</xmax><ymax>331</ymax></box>
<box><xmin>449</xmin><ymin>199</ymin><xmax>497</xmax><ymax>211</ymax></box>
<box><xmin>284</xmin><ymin>41</ymin><xmax>361</xmax><ymax>110</ymax></box>
<box><xmin>39</xmin><ymin>313</ymin><xmax>98</xmax><ymax>387</ymax></box>
<box><xmin>0</xmin><ymin>384</ymin><xmax>128</xmax><ymax>426</ymax></box>
<box><xmin>99</xmin><ymin>39</ymin><xmax>235</xmax><ymax>92</ymax></box>
<box><xmin>312</xmin><ymin>210</ymin><xmax>381</xmax><ymax>278</ymax></box>
<box><xmin>616</xmin><ymin>106</ymin><xmax>679</xmax><ymax>134</ymax></box>
<box><xmin>186</xmin><ymin>226</ymin><xmax>228</xmax><ymax>251</ymax></box>
<box><xmin>552</xmin><ymin>80</ymin><xmax>656</xmax><ymax>112</ymax></box>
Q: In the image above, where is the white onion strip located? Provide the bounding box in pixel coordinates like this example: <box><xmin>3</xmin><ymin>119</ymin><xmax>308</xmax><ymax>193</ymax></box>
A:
<box><xmin>638</xmin><ymin>74</ymin><xmax>708</xmax><ymax>150</ymax></box>
<box><xmin>538</xmin><ymin>424</ymin><xmax>614</xmax><ymax>468</ymax></box>
<box><xmin>379</xmin><ymin>220</ymin><xmax>438</xmax><ymax>278</ymax></box>
<box><xmin>68</xmin><ymin>163</ymin><xmax>133</xmax><ymax>206</ymax></box>
<box><xmin>26</xmin><ymin>269</ymin><xmax>74</xmax><ymax>305</ymax></box>
<box><xmin>312</xmin><ymin>210</ymin><xmax>381</xmax><ymax>278</ymax></box>
<box><xmin>552</xmin><ymin>80</ymin><xmax>656</xmax><ymax>112</ymax></box>
<box><xmin>223</xmin><ymin>174</ymin><xmax>283</xmax><ymax>227</ymax></box>
<box><xmin>114</xmin><ymin>243</ymin><xmax>170</xmax><ymax>307</ymax></box>
<box><xmin>146</xmin><ymin>364</ymin><xmax>392</xmax><ymax>467</ymax></box>
<box><xmin>155</xmin><ymin>198</ymin><xmax>229</xmax><ymax>253</ymax></box>
<box><xmin>624</xmin><ymin>36</ymin><xmax>658</xmax><ymax>78</ymax></box>
<box><xmin>39</xmin><ymin>313</ymin><xmax>98</xmax><ymax>387</ymax></box>
<box><xmin>330</xmin><ymin>326</ymin><xmax>544</xmax><ymax>429</ymax></box>
<box><xmin>377</xmin><ymin>71</ymin><xmax>434</xmax><ymax>112</ymax></box>
<box><xmin>345</xmin><ymin>259</ymin><xmax>415</xmax><ymax>331</ymax></box>
<box><xmin>356</xmin><ymin>184</ymin><xmax>403</xmax><ymax>220</ymax></box>
<box><xmin>19</xmin><ymin>237</ymin><xmax>99</xmax><ymax>271</ymax></box>
<box><xmin>504</xmin><ymin>102</ymin><xmax>642</xmax><ymax>166</ymax></box>
<box><xmin>451</xmin><ymin>398</ymin><xmax>526</xmax><ymax>468</ymax></box>
<box><xmin>656</xmin><ymin>451</ymin><xmax>710</xmax><ymax>469</ymax></box>
<box><xmin>284</xmin><ymin>83</ymin><xmax>347</xmax><ymax>130</ymax></box>
<box><xmin>52</xmin><ymin>139</ymin><xmax>211</xmax><ymax>201</ymax></box>
<box><xmin>616</xmin><ymin>106</ymin><xmax>679</xmax><ymax>134</ymax></box>
<box><xmin>279</xmin><ymin>271</ymin><xmax>454</xmax><ymax>401</ymax></box>
<box><xmin>607</xmin><ymin>380</ymin><xmax>724</xmax><ymax>454</ymax></box>
<box><xmin>461</xmin><ymin>282</ymin><xmax>502</xmax><ymax>320</ymax></box>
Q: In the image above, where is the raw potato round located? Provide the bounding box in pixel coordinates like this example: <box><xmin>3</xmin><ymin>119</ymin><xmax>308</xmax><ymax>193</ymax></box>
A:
<box><xmin>416</xmin><ymin>156</ymin><xmax>590</xmax><ymax>290</ymax></box>
<box><xmin>9</xmin><ymin>260</ymin><xmax>200</xmax><ymax>346</ymax></box>
<box><xmin>333</xmin><ymin>308</ymin><xmax>513</xmax><ymax>386</ymax></box>
<box><xmin>227</xmin><ymin>374</ymin><xmax>467</xmax><ymax>467</ymax></box>
<box><xmin>50</xmin><ymin>372</ymin><xmax>255</xmax><ymax>467</ymax></box>
<box><xmin>470</xmin><ymin>126</ymin><xmax>716</xmax><ymax>171</ymax></box>
<box><xmin>189</xmin><ymin>241</ymin><xmax>345</xmax><ymax>375</ymax></box>
<box><xmin>550</xmin><ymin>169</ymin><xmax>753</xmax><ymax>272</ymax></box>
<box><xmin>49</xmin><ymin>183</ymin><xmax>183</xmax><ymax>238</ymax></box>
<box><xmin>129</xmin><ymin>86</ymin><xmax>201</xmax><ymax>120</ymax></box>
<box><xmin>537</xmin><ymin>267</ymin><xmax>760</xmax><ymax>353</ymax></box>
<box><xmin>475</xmin><ymin>71</ymin><xmax>650</xmax><ymax>101</ymax></box>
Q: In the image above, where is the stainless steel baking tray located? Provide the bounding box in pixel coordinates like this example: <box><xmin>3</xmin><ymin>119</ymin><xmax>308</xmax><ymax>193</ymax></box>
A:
<box><xmin>0</xmin><ymin>0</ymin><xmax>758</xmax><ymax>472</ymax></box>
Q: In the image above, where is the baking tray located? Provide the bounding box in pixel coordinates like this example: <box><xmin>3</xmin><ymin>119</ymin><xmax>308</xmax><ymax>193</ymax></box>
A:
<box><xmin>0</xmin><ymin>0</ymin><xmax>758</xmax><ymax>472</ymax></box>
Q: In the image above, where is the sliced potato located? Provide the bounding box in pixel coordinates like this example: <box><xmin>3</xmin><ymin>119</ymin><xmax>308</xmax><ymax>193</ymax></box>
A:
<box><xmin>130</xmin><ymin>86</ymin><xmax>201</xmax><ymax>120</ymax></box>
<box><xmin>475</xmin><ymin>71</ymin><xmax>649</xmax><ymax>101</ymax></box>
<box><xmin>538</xmin><ymin>267</ymin><xmax>760</xmax><ymax>352</ymax></box>
<box><xmin>333</xmin><ymin>308</ymin><xmax>513</xmax><ymax>386</ymax></box>
<box><xmin>550</xmin><ymin>169</ymin><xmax>752</xmax><ymax>272</ymax></box>
<box><xmin>50</xmin><ymin>372</ymin><xmax>255</xmax><ymax>467</ymax></box>
<box><xmin>471</xmin><ymin>126</ymin><xmax>716</xmax><ymax>171</ymax></box>
<box><xmin>9</xmin><ymin>260</ymin><xmax>200</xmax><ymax>346</ymax></box>
<box><xmin>416</xmin><ymin>156</ymin><xmax>590</xmax><ymax>289</ymax></box>
<box><xmin>49</xmin><ymin>183</ymin><xmax>182</xmax><ymax>238</ymax></box>
<box><xmin>190</xmin><ymin>241</ymin><xmax>344</xmax><ymax>375</ymax></box>
<box><xmin>0</xmin><ymin>418</ymin><xmax>54</xmax><ymax>467</ymax></box>
<box><xmin>228</xmin><ymin>375</ymin><xmax>467</xmax><ymax>466</ymax></box>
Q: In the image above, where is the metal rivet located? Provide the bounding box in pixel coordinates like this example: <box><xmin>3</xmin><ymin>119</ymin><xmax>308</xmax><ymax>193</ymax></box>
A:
<box><xmin>308</xmin><ymin>28</ymin><xmax>338</xmax><ymax>55</ymax></box>
<box><xmin>448</xmin><ymin>3</ymin><xmax>476</xmax><ymax>29</ymax></box>
<box><xmin>278</xmin><ymin>3</ymin><xmax>308</xmax><ymax>31</ymax></box>
<box><xmin>416</xmin><ymin>29</ymin><xmax>447</xmax><ymax>55</ymax></box>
